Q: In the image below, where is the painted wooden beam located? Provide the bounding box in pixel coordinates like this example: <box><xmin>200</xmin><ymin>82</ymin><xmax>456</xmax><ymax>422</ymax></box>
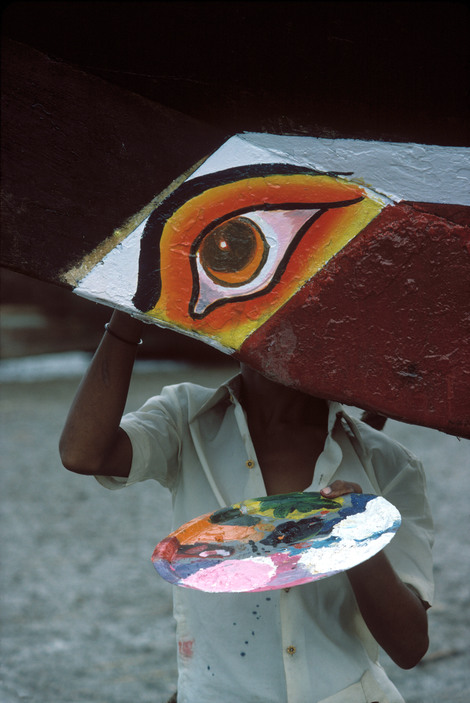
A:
<box><xmin>70</xmin><ymin>134</ymin><xmax>470</xmax><ymax>438</ymax></box>
<box><xmin>2</xmin><ymin>41</ymin><xmax>469</xmax><ymax>439</ymax></box>
<box><xmin>0</xmin><ymin>39</ymin><xmax>224</xmax><ymax>284</ymax></box>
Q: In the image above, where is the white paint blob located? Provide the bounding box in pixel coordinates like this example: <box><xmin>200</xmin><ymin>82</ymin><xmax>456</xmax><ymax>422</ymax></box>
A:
<box><xmin>298</xmin><ymin>497</ymin><xmax>400</xmax><ymax>574</ymax></box>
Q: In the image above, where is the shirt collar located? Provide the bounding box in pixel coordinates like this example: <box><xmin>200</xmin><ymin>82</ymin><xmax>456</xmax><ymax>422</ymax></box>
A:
<box><xmin>334</xmin><ymin>407</ymin><xmax>369</xmax><ymax>458</ymax></box>
<box><xmin>188</xmin><ymin>373</ymin><xmax>241</xmax><ymax>422</ymax></box>
<box><xmin>190</xmin><ymin>373</ymin><xmax>346</xmax><ymax>440</ymax></box>
<box><xmin>327</xmin><ymin>400</ymin><xmax>344</xmax><ymax>434</ymax></box>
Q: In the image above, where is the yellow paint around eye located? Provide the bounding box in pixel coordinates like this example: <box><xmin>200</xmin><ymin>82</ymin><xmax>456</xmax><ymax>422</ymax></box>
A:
<box><xmin>222</xmin><ymin>198</ymin><xmax>382</xmax><ymax>349</ymax></box>
<box><xmin>146</xmin><ymin>175</ymin><xmax>384</xmax><ymax>352</ymax></box>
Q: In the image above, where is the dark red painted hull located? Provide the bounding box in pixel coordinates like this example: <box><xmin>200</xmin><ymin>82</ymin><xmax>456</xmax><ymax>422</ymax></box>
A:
<box><xmin>239</xmin><ymin>203</ymin><xmax>470</xmax><ymax>438</ymax></box>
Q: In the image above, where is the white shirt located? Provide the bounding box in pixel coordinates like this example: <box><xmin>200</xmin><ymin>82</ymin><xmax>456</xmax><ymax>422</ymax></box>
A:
<box><xmin>97</xmin><ymin>375</ymin><xmax>434</xmax><ymax>703</ymax></box>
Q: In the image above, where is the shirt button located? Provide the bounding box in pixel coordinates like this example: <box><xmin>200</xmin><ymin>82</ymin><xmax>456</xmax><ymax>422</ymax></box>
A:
<box><xmin>246</xmin><ymin>460</ymin><xmax>255</xmax><ymax>469</ymax></box>
<box><xmin>286</xmin><ymin>646</ymin><xmax>296</xmax><ymax>655</ymax></box>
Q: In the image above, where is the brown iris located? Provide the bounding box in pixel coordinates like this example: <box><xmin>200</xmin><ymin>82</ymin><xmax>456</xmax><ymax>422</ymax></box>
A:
<box><xmin>198</xmin><ymin>216</ymin><xmax>269</xmax><ymax>287</ymax></box>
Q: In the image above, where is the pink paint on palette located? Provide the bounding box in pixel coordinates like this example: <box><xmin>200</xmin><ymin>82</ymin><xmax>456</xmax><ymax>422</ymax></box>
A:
<box><xmin>152</xmin><ymin>492</ymin><xmax>401</xmax><ymax>593</ymax></box>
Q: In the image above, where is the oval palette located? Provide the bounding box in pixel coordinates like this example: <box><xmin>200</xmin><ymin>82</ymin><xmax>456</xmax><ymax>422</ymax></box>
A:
<box><xmin>152</xmin><ymin>491</ymin><xmax>401</xmax><ymax>593</ymax></box>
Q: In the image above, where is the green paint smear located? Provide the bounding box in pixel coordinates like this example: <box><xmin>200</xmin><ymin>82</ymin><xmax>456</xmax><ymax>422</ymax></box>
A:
<box><xmin>210</xmin><ymin>492</ymin><xmax>340</xmax><ymax>525</ymax></box>
<box><xmin>256</xmin><ymin>492</ymin><xmax>340</xmax><ymax>519</ymax></box>
<box><xmin>210</xmin><ymin>507</ymin><xmax>260</xmax><ymax>526</ymax></box>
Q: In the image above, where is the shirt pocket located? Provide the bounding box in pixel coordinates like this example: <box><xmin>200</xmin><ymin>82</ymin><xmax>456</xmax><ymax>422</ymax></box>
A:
<box><xmin>318</xmin><ymin>670</ymin><xmax>392</xmax><ymax>703</ymax></box>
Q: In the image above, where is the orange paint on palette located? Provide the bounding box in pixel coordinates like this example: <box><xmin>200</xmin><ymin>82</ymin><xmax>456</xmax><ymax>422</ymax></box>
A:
<box><xmin>149</xmin><ymin>173</ymin><xmax>384</xmax><ymax>350</ymax></box>
<box><xmin>172</xmin><ymin>514</ymin><xmax>262</xmax><ymax>545</ymax></box>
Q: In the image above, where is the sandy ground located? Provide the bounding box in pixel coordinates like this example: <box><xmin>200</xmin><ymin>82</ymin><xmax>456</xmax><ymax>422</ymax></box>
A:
<box><xmin>1</xmin><ymin>362</ymin><xmax>470</xmax><ymax>703</ymax></box>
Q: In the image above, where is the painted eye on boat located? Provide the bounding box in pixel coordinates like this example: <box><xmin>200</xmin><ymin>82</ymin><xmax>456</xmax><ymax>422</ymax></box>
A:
<box><xmin>189</xmin><ymin>207</ymin><xmax>322</xmax><ymax>318</ymax></box>
<box><xmin>198</xmin><ymin>216</ymin><xmax>269</xmax><ymax>287</ymax></box>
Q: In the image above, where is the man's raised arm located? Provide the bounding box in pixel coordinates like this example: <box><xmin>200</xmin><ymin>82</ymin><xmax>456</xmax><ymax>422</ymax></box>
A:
<box><xmin>59</xmin><ymin>311</ymin><xmax>144</xmax><ymax>478</ymax></box>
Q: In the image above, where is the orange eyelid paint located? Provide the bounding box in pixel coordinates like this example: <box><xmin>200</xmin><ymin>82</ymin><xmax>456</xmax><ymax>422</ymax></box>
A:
<box><xmin>146</xmin><ymin>173</ymin><xmax>384</xmax><ymax>350</ymax></box>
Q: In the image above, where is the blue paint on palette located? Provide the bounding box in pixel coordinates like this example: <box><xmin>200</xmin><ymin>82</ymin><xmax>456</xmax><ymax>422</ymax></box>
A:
<box><xmin>152</xmin><ymin>492</ymin><xmax>402</xmax><ymax>593</ymax></box>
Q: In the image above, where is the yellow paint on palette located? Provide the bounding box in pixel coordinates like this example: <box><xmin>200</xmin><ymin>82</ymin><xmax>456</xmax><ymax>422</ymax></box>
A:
<box><xmin>234</xmin><ymin>494</ymin><xmax>345</xmax><ymax>521</ymax></box>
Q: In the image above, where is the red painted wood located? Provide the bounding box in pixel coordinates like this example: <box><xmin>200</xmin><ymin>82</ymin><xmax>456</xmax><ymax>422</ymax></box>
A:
<box><xmin>239</xmin><ymin>203</ymin><xmax>470</xmax><ymax>438</ymax></box>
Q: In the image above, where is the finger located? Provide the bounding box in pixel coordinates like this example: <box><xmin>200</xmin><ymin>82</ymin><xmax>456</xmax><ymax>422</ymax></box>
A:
<box><xmin>321</xmin><ymin>480</ymin><xmax>363</xmax><ymax>498</ymax></box>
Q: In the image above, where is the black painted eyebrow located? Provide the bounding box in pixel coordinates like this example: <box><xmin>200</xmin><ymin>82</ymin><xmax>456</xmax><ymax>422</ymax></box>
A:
<box><xmin>132</xmin><ymin>163</ymin><xmax>350</xmax><ymax>312</ymax></box>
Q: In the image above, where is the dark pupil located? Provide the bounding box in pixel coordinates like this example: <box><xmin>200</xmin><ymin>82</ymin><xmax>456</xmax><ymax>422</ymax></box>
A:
<box><xmin>200</xmin><ymin>218</ymin><xmax>259</xmax><ymax>273</ymax></box>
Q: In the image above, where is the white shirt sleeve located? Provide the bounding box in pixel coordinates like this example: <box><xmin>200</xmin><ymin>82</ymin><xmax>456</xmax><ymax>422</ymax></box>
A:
<box><xmin>95</xmin><ymin>384</ymin><xmax>185</xmax><ymax>491</ymax></box>
<box><xmin>362</xmin><ymin>428</ymin><xmax>435</xmax><ymax>607</ymax></box>
<box><xmin>381</xmin><ymin>450</ymin><xmax>434</xmax><ymax>606</ymax></box>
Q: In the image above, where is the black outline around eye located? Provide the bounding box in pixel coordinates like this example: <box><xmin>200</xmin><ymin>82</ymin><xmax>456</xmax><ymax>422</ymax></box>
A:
<box><xmin>132</xmin><ymin>163</ymin><xmax>357</xmax><ymax>313</ymax></box>
<box><xmin>188</xmin><ymin>199</ymin><xmax>364</xmax><ymax>319</ymax></box>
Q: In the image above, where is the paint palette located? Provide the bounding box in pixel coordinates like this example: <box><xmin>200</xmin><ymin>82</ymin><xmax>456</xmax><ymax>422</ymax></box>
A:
<box><xmin>152</xmin><ymin>491</ymin><xmax>401</xmax><ymax>593</ymax></box>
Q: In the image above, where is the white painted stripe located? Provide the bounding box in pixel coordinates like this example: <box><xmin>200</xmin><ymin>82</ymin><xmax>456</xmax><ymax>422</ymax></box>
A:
<box><xmin>190</xmin><ymin>133</ymin><xmax>470</xmax><ymax>206</ymax></box>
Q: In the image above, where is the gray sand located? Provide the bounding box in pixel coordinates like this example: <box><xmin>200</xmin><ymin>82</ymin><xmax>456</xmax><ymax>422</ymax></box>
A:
<box><xmin>1</xmin><ymin>364</ymin><xmax>469</xmax><ymax>702</ymax></box>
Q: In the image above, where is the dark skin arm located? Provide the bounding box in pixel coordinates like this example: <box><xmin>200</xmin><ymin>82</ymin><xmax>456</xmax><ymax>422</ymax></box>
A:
<box><xmin>321</xmin><ymin>480</ymin><xmax>429</xmax><ymax>669</ymax></box>
<box><xmin>59</xmin><ymin>311</ymin><xmax>144</xmax><ymax>477</ymax></box>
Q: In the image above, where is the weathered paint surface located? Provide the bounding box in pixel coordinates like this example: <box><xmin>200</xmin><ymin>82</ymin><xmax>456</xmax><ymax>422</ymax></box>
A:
<box><xmin>240</xmin><ymin>201</ymin><xmax>470</xmax><ymax>437</ymax></box>
<box><xmin>152</xmin><ymin>492</ymin><xmax>401</xmax><ymax>593</ymax></box>
<box><xmin>71</xmin><ymin>134</ymin><xmax>470</xmax><ymax>437</ymax></box>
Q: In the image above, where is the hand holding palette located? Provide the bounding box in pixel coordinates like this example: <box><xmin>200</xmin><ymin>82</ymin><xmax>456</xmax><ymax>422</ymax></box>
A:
<box><xmin>152</xmin><ymin>492</ymin><xmax>401</xmax><ymax>593</ymax></box>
